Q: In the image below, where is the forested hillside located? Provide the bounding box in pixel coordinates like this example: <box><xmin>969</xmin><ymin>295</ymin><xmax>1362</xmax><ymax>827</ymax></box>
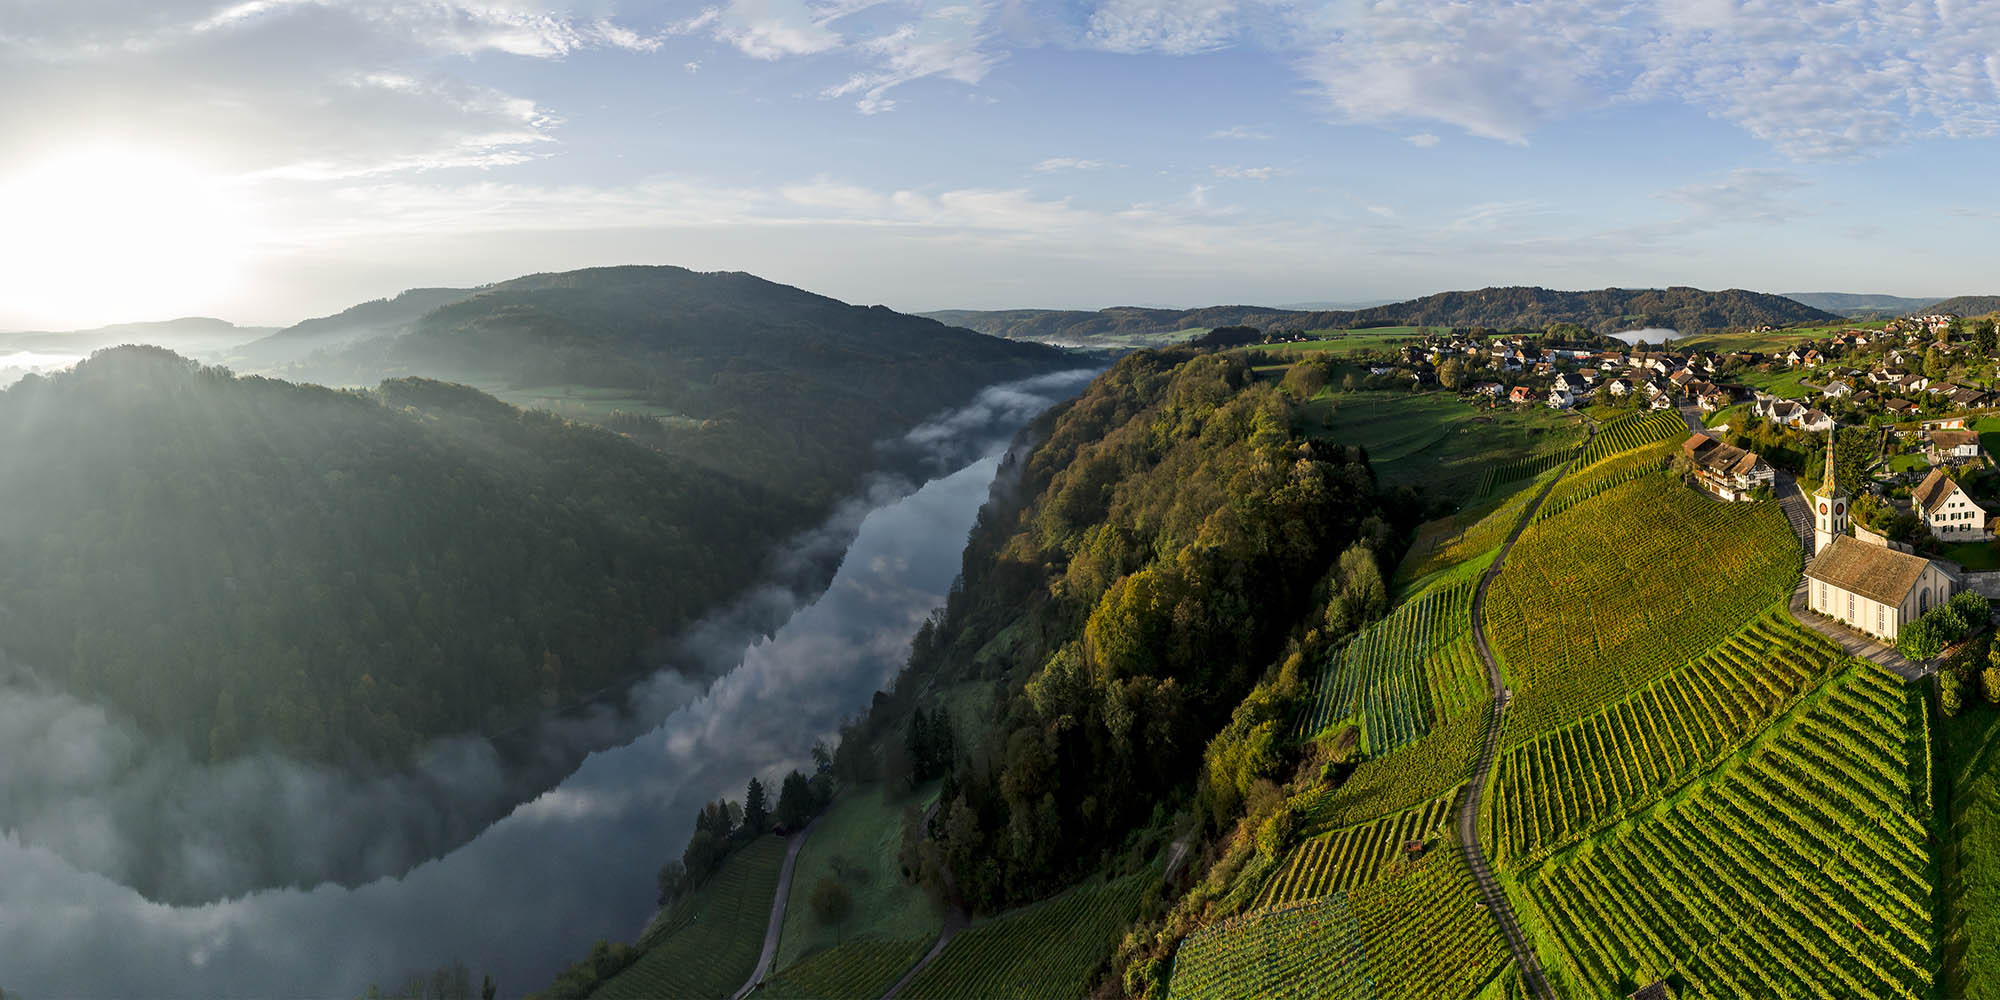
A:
<box><xmin>927</xmin><ymin>286</ymin><xmax>1837</xmax><ymax>342</ymax></box>
<box><xmin>1926</xmin><ymin>295</ymin><xmax>2000</xmax><ymax>317</ymax></box>
<box><xmin>0</xmin><ymin>347</ymin><xmax>807</xmax><ymax>765</ymax></box>
<box><xmin>283</xmin><ymin>266</ymin><xmax>1071</xmax><ymax>504</ymax></box>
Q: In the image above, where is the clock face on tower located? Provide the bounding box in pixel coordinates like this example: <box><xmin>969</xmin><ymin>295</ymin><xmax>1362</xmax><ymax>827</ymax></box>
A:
<box><xmin>1819</xmin><ymin>502</ymin><xmax>1828</xmax><ymax>515</ymax></box>
<box><xmin>1835</xmin><ymin>502</ymin><xmax>1844</xmax><ymax>517</ymax></box>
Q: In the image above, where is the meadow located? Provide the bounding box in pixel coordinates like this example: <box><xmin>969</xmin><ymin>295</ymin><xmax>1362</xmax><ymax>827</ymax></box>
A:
<box><xmin>1296</xmin><ymin>390</ymin><xmax>1581</xmax><ymax>503</ymax></box>
<box><xmin>771</xmin><ymin>784</ymin><xmax>947</xmax><ymax>975</ymax></box>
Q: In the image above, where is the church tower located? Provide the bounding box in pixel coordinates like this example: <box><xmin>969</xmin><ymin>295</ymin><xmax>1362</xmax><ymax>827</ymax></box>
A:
<box><xmin>1813</xmin><ymin>425</ymin><xmax>1849</xmax><ymax>556</ymax></box>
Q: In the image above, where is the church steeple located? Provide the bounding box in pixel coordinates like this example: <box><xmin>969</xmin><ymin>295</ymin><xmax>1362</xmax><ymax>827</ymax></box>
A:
<box><xmin>1814</xmin><ymin>425</ymin><xmax>1848</xmax><ymax>556</ymax></box>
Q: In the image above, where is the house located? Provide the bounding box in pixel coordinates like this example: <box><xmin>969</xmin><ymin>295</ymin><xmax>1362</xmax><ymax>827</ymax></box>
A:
<box><xmin>1922</xmin><ymin>418</ymin><xmax>1968</xmax><ymax>431</ymax></box>
<box><xmin>1915</xmin><ymin>466</ymin><xmax>1990</xmax><ymax>539</ymax></box>
<box><xmin>1755</xmin><ymin>396</ymin><xmax>1803</xmax><ymax>425</ymax></box>
<box><xmin>1552</xmin><ymin>373</ymin><xmax>1584</xmax><ymax>395</ymax></box>
<box><xmin>1797</xmin><ymin>408</ymin><xmax>1835</xmax><ymax>433</ymax></box>
<box><xmin>1928</xmin><ymin>429</ymin><xmax>1984</xmax><ymax>464</ymax></box>
<box><xmin>1785</xmin><ymin>348</ymin><xmax>1806</xmax><ymax>366</ymax></box>
<box><xmin>1822</xmin><ymin>380</ymin><xmax>1852</xmax><ymax>398</ymax></box>
<box><xmin>1947</xmin><ymin>385</ymin><xmax>1990</xmax><ymax>409</ymax></box>
<box><xmin>1682</xmin><ymin>434</ymin><xmax>1774</xmax><ymax>501</ymax></box>
<box><xmin>1806</xmin><ymin>439</ymin><xmax>1959</xmax><ymax>641</ymax></box>
<box><xmin>1885</xmin><ymin>398</ymin><xmax>1917</xmax><ymax>416</ymax></box>
<box><xmin>1803</xmin><ymin>349</ymin><xmax>1823</xmax><ymax>367</ymax></box>
<box><xmin>1898</xmin><ymin>373</ymin><xmax>1930</xmax><ymax>393</ymax></box>
<box><xmin>1648</xmin><ymin>393</ymin><xmax>1678</xmax><ymax>411</ymax></box>
<box><xmin>1473</xmin><ymin>382</ymin><xmax>1503</xmax><ymax>397</ymax></box>
<box><xmin>1508</xmin><ymin>385</ymin><xmax>1534</xmax><ymax>404</ymax></box>
<box><xmin>1697</xmin><ymin>387</ymin><xmax>1734</xmax><ymax>412</ymax></box>
<box><xmin>1547</xmin><ymin>387</ymin><xmax>1575</xmax><ymax>410</ymax></box>
<box><xmin>1606</xmin><ymin>377</ymin><xmax>1631</xmax><ymax>396</ymax></box>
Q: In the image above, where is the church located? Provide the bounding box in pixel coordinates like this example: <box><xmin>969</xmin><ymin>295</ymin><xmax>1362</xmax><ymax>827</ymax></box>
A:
<box><xmin>1803</xmin><ymin>427</ymin><xmax>1957</xmax><ymax>643</ymax></box>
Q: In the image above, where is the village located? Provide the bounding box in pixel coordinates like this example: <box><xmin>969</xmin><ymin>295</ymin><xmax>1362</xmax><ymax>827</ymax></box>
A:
<box><xmin>1307</xmin><ymin>312</ymin><xmax>2000</xmax><ymax>573</ymax></box>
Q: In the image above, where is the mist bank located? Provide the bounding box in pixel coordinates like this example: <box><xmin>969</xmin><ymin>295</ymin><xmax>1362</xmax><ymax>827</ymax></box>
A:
<box><xmin>0</xmin><ymin>369</ymin><xmax>1095</xmax><ymax>998</ymax></box>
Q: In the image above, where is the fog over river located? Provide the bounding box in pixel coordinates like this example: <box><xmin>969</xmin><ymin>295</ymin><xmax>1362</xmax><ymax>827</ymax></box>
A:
<box><xmin>0</xmin><ymin>369</ymin><xmax>1094</xmax><ymax>998</ymax></box>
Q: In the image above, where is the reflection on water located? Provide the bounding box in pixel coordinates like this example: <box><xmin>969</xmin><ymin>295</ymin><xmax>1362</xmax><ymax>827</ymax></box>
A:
<box><xmin>0</xmin><ymin>371</ymin><xmax>1092</xmax><ymax>998</ymax></box>
<box><xmin>1610</xmin><ymin>328</ymin><xmax>1678</xmax><ymax>347</ymax></box>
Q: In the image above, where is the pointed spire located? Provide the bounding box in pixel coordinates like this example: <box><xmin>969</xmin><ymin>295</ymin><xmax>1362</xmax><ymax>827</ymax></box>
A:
<box><xmin>1821</xmin><ymin>424</ymin><xmax>1839</xmax><ymax>494</ymax></box>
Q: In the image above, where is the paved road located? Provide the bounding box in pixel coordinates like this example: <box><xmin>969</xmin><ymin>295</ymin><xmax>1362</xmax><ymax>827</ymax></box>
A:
<box><xmin>732</xmin><ymin>824</ymin><xmax>814</xmax><ymax>1000</ymax></box>
<box><xmin>1453</xmin><ymin>452</ymin><xmax>1568</xmax><ymax>1000</ymax></box>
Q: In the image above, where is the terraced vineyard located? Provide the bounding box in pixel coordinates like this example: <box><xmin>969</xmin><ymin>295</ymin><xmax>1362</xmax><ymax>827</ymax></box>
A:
<box><xmin>1475</xmin><ymin>449</ymin><xmax>1573</xmax><ymax>499</ymax></box>
<box><xmin>1489</xmin><ymin>609</ymin><xmax>1840</xmax><ymax>864</ymax></box>
<box><xmin>1298</xmin><ymin>697</ymin><xmax>1488</xmax><ymax>834</ymax></box>
<box><xmin>1486</xmin><ymin>473</ymin><xmax>1800</xmax><ymax>743</ymax></box>
<box><xmin>593</xmin><ymin>835</ymin><xmax>788</xmax><ymax>1000</ymax></box>
<box><xmin>1395</xmin><ymin>477</ymin><xmax>1550</xmax><ymax>585</ymax></box>
<box><xmin>1522</xmin><ymin>663</ymin><xmax>1938</xmax><ymax>1000</ymax></box>
<box><xmin>1534</xmin><ymin>439</ymin><xmax>1676</xmax><ymax>522</ymax></box>
<box><xmin>755</xmin><ymin>936</ymin><xmax>930</xmax><ymax>1000</ymax></box>
<box><xmin>1577</xmin><ymin>409</ymin><xmax>1687</xmax><ymax>466</ymax></box>
<box><xmin>902</xmin><ymin>868</ymin><xmax>1152</xmax><ymax>999</ymax></box>
<box><xmin>1256</xmin><ymin>795</ymin><xmax>1454</xmax><ymax>909</ymax></box>
<box><xmin>1169</xmin><ymin>841</ymin><xmax>1504</xmax><ymax>1000</ymax></box>
<box><xmin>1296</xmin><ymin>578</ymin><xmax>1484</xmax><ymax>749</ymax></box>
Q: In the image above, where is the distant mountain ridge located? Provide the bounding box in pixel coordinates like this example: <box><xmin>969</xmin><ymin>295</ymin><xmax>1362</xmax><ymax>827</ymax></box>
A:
<box><xmin>1923</xmin><ymin>295</ymin><xmax>2000</xmax><ymax>317</ymax></box>
<box><xmin>1781</xmin><ymin>292</ymin><xmax>1938</xmax><ymax>317</ymax></box>
<box><xmin>926</xmin><ymin>286</ymin><xmax>1840</xmax><ymax>342</ymax></box>
<box><xmin>0</xmin><ymin>316</ymin><xmax>274</xmax><ymax>356</ymax></box>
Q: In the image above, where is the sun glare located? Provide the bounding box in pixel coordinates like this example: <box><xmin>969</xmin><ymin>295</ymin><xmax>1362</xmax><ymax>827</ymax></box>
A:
<box><xmin>0</xmin><ymin>146</ymin><xmax>254</xmax><ymax>329</ymax></box>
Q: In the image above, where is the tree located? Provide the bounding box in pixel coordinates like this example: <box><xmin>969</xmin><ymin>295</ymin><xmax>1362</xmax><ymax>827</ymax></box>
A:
<box><xmin>1925</xmin><ymin>346</ymin><xmax>1949</xmax><ymax>380</ymax></box>
<box><xmin>743</xmin><ymin>777</ymin><xmax>769</xmax><ymax>837</ymax></box>
<box><xmin>1280</xmin><ymin>358</ymin><xmax>1330</xmax><ymax>399</ymax></box>
<box><xmin>1437</xmin><ymin>357</ymin><xmax>1467</xmax><ymax>391</ymax></box>
<box><xmin>1975</xmin><ymin>318</ymin><xmax>1997</xmax><ymax>357</ymax></box>
<box><xmin>1982</xmin><ymin>666</ymin><xmax>2000</xmax><ymax>705</ymax></box>
<box><xmin>1899</xmin><ymin>618</ymin><xmax>1943</xmax><ymax>664</ymax></box>
<box><xmin>655</xmin><ymin>859</ymin><xmax>686</xmax><ymax>905</ymax></box>
<box><xmin>482</xmin><ymin>976</ymin><xmax>496</xmax><ymax>1000</ymax></box>
<box><xmin>775</xmin><ymin>769</ymin><xmax>815</xmax><ymax>829</ymax></box>
<box><xmin>1943</xmin><ymin>670</ymin><xmax>1965</xmax><ymax>718</ymax></box>
<box><xmin>809</xmin><ymin>876</ymin><xmax>852</xmax><ymax>923</ymax></box>
<box><xmin>1341</xmin><ymin>372</ymin><xmax>1359</xmax><ymax>393</ymax></box>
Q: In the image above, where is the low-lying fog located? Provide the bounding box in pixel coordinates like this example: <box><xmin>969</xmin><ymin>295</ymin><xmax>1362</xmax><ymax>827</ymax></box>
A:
<box><xmin>0</xmin><ymin>369</ymin><xmax>1095</xmax><ymax>998</ymax></box>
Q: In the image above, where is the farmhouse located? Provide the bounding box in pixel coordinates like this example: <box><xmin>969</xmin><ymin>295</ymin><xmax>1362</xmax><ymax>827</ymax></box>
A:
<box><xmin>1807</xmin><ymin>439</ymin><xmax>1959</xmax><ymax>643</ymax></box>
<box><xmin>1913</xmin><ymin>467</ymin><xmax>1989</xmax><ymax>539</ymax></box>
<box><xmin>1927</xmin><ymin>429</ymin><xmax>1983</xmax><ymax>465</ymax></box>
<box><xmin>1681</xmin><ymin>434</ymin><xmax>1772</xmax><ymax>501</ymax></box>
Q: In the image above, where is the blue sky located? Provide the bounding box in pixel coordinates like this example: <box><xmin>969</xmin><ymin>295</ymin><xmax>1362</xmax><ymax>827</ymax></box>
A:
<box><xmin>3</xmin><ymin>0</ymin><xmax>2000</xmax><ymax>329</ymax></box>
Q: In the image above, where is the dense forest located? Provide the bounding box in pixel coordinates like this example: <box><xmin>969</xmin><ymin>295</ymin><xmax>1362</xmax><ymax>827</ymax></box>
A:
<box><xmin>926</xmin><ymin>285</ymin><xmax>1841</xmax><ymax>342</ymax></box>
<box><xmin>0</xmin><ymin>347</ymin><xmax>811</xmax><ymax>766</ymax></box>
<box><xmin>271</xmin><ymin>266</ymin><xmax>1072</xmax><ymax>506</ymax></box>
<box><xmin>836</xmin><ymin>349</ymin><xmax>1417</xmax><ymax>909</ymax></box>
<box><xmin>1925</xmin><ymin>295</ymin><xmax>2000</xmax><ymax>317</ymax></box>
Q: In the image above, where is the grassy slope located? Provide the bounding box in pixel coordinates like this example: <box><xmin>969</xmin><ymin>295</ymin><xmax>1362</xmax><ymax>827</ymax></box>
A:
<box><xmin>593</xmin><ymin>835</ymin><xmax>788</xmax><ymax>1000</ymax></box>
<box><xmin>1295</xmin><ymin>390</ymin><xmax>1581</xmax><ymax>504</ymax></box>
<box><xmin>1944</xmin><ymin>703</ymin><xmax>2000</xmax><ymax>1000</ymax></box>
<box><xmin>772</xmin><ymin>784</ymin><xmax>946</xmax><ymax>973</ymax></box>
<box><xmin>902</xmin><ymin>868</ymin><xmax>1154</xmax><ymax>1000</ymax></box>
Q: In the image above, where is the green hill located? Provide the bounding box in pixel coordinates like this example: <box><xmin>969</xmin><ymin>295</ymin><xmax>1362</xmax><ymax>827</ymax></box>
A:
<box><xmin>1924</xmin><ymin>295</ymin><xmax>2000</xmax><ymax>317</ymax></box>
<box><xmin>926</xmin><ymin>286</ymin><xmax>1838</xmax><ymax>343</ymax></box>
<box><xmin>0</xmin><ymin>347</ymin><xmax>806</xmax><ymax>767</ymax></box>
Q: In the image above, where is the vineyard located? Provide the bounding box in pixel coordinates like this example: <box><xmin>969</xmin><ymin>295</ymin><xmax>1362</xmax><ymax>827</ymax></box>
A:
<box><xmin>1522</xmin><ymin>663</ymin><xmax>1938</xmax><ymax>1000</ymax></box>
<box><xmin>1169</xmin><ymin>841</ymin><xmax>1505</xmax><ymax>1000</ymax></box>
<box><xmin>754</xmin><ymin>936</ymin><xmax>930</xmax><ymax>1000</ymax></box>
<box><xmin>1486</xmin><ymin>473</ymin><xmax>1800</xmax><ymax>744</ymax></box>
<box><xmin>1255</xmin><ymin>795</ymin><xmax>1454</xmax><ymax>909</ymax></box>
<box><xmin>901</xmin><ymin>868</ymin><xmax>1152</xmax><ymax>999</ymax></box>
<box><xmin>1534</xmin><ymin>439</ymin><xmax>1676</xmax><ymax>523</ymax></box>
<box><xmin>594</xmin><ymin>835</ymin><xmax>788</xmax><ymax>1000</ymax></box>
<box><xmin>1576</xmin><ymin>409</ymin><xmax>1687</xmax><ymax>466</ymax></box>
<box><xmin>1296</xmin><ymin>578</ymin><xmax>1484</xmax><ymax>750</ymax></box>
<box><xmin>1489</xmin><ymin>609</ymin><xmax>1840</xmax><ymax>864</ymax></box>
<box><xmin>1394</xmin><ymin>477</ymin><xmax>1550</xmax><ymax>586</ymax></box>
<box><xmin>1475</xmin><ymin>448</ymin><xmax>1574</xmax><ymax>499</ymax></box>
<box><xmin>1297</xmin><ymin>699</ymin><xmax>1485</xmax><ymax>835</ymax></box>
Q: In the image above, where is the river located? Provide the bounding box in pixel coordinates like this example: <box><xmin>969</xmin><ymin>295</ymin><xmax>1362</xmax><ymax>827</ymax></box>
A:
<box><xmin>1610</xmin><ymin>328</ymin><xmax>1678</xmax><ymax>346</ymax></box>
<box><xmin>0</xmin><ymin>370</ymin><xmax>1093</xmax><ymax>998</ymax></box>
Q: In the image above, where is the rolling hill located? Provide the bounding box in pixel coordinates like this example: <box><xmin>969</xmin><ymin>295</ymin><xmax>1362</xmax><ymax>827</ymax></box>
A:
<box><xmin>1924</xmin><ymin>295</ymin><xmax>2000</xmax><ymax>317</ymax></box>
<box><xmin>926</xmin><ymin>286</ymin><xmax>1839</xmax><ymax>343</ymax></box>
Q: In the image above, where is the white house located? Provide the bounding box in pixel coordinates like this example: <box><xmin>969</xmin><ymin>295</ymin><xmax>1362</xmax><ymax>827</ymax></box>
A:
<box><xmin>1823</xmin><ymin>380</ymin><xmax>1852</xmax><ymax>398</ymax></box>
<box><xmin>1682</xmin><ymin>434</ymin><xmax>1773</xmax><ymax>501</ymax></box>
<box><xmin>1547</xmin><ymin>387</ymin><xmax>1575</xmax><ymax>410</ymax></box>
<box><xmin>1927</xmin><ymin>429</ymin><xmax>1983</xmax><ymax>465</ymax></box>
<box><xmin>1914</xmin><ymin>467</ymin><xmax>1989</xmax><ymax>540</ymax></box>
<box><xmin>1797</xmin><ymin>408</ymin><xmax>1835</xmax><ymax>434</ymax></box>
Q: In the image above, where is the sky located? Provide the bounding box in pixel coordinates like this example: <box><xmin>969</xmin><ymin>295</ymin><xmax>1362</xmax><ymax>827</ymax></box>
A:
<box><xmin>3</xmin><ymin>0</ymin><xmax>2000</xmax><ymax>330</ymax></box>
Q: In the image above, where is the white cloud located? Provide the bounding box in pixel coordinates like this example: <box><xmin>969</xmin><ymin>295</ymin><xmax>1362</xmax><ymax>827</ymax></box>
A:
<box><xmin>1033</xmin><ymin>157</ymin><xmax>1106</xmax><ymax>172</ymax></box>
<box><xmin>1211</xmin><ymin>164</ymin><xmax>1284</xmax><ymax>180</ymax></box>
<box><xmin>819</xmin><ymin>3</ymin><xmax>1000</xmax><ymax>113</ymax></box>
<box><xmin>1658</xmin><ymin>168</ymin><xmax>1811</xmax><ymax>225</ymax></box>
<box><xmin>1084</xmin><ymin>0</ymin><xmax>1244</xmax><ymax>55</ymax></box>
<box><xmin>712</xmin><ymin>0</ymin><xmax>843</xmax><ymax>59</ymax></box>
<box><xmin>1403</xmin><ymin>132</ymin><xmax>1439</xmax><ymax>148</ymax></box>
<box><xmin>1206</xmin><ymin>124</ymin><xmax>1272</xmax><ymax>140</ymax></box>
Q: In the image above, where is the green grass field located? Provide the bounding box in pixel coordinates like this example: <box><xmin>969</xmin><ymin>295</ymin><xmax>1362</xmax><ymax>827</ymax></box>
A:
<box><xmin>772</xmin><ymin>785</ymin><xmax>947</xmax><ymax>973</ymax></box>
<box><xmin>901</xmin><ymin>868</ymin><xmax>1154</xmax><ymax>999</ymax></box>
<box><xmin>1942</xmin><ymin>541</ymin><xmax>2000</xmax><ymax>571</ymax></box>
<box><xmin>1734</xmin><ymin>366</ymin><xmax>1823</xmax><ymax>400</ymax></box>
<box><xmin>1296</xmin><ymin>390</ymin><xmax>1581</xmax><ymax>503</ymax></box>
<box><xmin>1944</xmin><ymin>702</ymin><xmax>2000</xmax><ymax>1000</ymax></box>
<box><xmin>1704</xmin><ymin>403</ymin><xmax>1747</xmax><ymax>428</ymax></box>
<box><xmin>1486</xmin><ymin>473</ymin><xmax>1801</xmax><ymax>746</ymax></box>
<box><xmin>1242</xmin><ymin>327</ymin><xmax>1421</xmax><ymax>357</ymax></box>
<box><xmin>595</xmin><ymin>835</ymin><xmax>789</xmax><ymax>1000</ymax></box>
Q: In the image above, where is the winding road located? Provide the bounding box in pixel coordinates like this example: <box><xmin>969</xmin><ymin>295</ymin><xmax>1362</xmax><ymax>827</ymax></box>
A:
<box><xmin>1451</xmin><ymin>448</ymin><xmax>1572</xmax><ymax>1000</ymax></box>
<box><xmin>731</xmin><ymin>823</ymin><xmax>813</xmax><ymax>1000</ymax></box>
